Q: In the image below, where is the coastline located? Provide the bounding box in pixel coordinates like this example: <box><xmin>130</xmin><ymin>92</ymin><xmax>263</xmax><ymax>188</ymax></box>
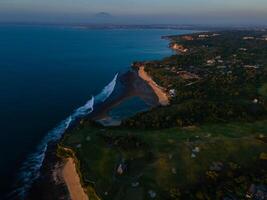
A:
<box><xmin>20</xmin><ymin>29</ymin><xmax>267</xmax><ymax>200</ymax></box>
<box><xmin>89</xmin><ymin>70</ymin><xmax>159</xmax><ymax>123</ymax></box>
<box><xmin>26</xmin><ymin>144</ymin><xmax>70</xmax><ymax>200</ymax></box>
<box><xmin>24</xmin><ymin>32</ymin><xmax>175</xmax><ymax>200</ymax></box>
<box><xmin>137</xmin><ymin>66</ymin><xmax>169</xmax><ymax>106</ymax></box>
<box><xmin>58</xmin><ymin>69</ymin><xmax>169</xmax><ymax>200</ymax></box>
<box><xmin>27</xmin><ymin>69</ymin><xmax>161</xmax><ymax>200</ymax></box>
<box><xmin>58</xmin><ymin>70</ymin><xmax>161</xmax><ymax>199</ymax></box>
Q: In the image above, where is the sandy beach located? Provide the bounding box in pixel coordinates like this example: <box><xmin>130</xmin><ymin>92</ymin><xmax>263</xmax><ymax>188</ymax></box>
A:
<box><xmin>58</xmin><ymin>70</ymin><xmax>168</xmax><ymax>199</ymax></box>
<box><xmin>62</xmin><ymin>158</ymin><xmax>88</xmax><ymax>200</ymax></box>
<box><xmin>90</xmin><ymin>70</ymin><xmax>159</xmax><ymax>123</ymax></box>
<box><xmin>138</xmin><ymin>66</ymin><xmax>169</xmax><ymax>106</ymax></box>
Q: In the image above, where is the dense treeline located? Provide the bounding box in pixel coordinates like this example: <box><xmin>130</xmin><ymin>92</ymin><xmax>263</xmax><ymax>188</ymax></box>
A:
<box><xmin>124</xmin><ymin>31</ymin><xmax>267</xmax><ymax>128</ymax></box>
<box><xmin>123</xmin><ymin>99</ymin><xmax>266</xmax><ymax>129</ymax></box>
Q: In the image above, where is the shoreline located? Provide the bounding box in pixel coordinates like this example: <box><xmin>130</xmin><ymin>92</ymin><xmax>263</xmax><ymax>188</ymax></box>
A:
<box><xmin>23</xmin><ymin>29</ymin><xmax>267</xmax><ymax>200</ymax></box>
<box><xmin>59</xmin><ymin>69</ymin><xmax>169</xmax><ymax>199</ymax></box>
<box><xmin>137</xmin><ymin>66</ymin><xmax>170</xmax><ymax>106</ymax></box>
<box><xmin>60</xmin><ymin>71</ymin><xmax>161</xmax><ymax>199</ymax></box>
<box><xmin>25</xmin><ymin>33</ymin><xmax>174</xmax><ymax>200</ymax></box>
<box><xmin>59</xmin><ymin>70</ymin><xmax>160</xmax><ymax>199</ymax></box>
<box><xmin>89</xmin><ymin>70</ymin><xmax>159</xmax><ymax>124</ymax></box>
<box><xmin>27</xmin><ymin>70</ymin><xmax>160</xmax><ymax>200</ymax></box>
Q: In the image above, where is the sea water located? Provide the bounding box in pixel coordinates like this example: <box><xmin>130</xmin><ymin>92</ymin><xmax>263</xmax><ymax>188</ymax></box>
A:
<box><xmin>0</xmin><ymin>25</ymin><xmax>195</xmax><ymax>198</ymax></box>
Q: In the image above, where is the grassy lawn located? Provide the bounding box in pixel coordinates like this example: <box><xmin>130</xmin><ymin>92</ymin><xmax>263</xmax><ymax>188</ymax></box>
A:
<box><xmin>59</xmin><ymin>120</ymin><xmax>267</xmax><ymax>199</ymax></box>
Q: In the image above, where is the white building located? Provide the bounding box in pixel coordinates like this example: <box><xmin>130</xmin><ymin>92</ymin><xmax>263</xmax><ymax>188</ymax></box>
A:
<box><xmin>207</xmin><ymin>59</ymin><xmax>215</xmax><ymax>65</ymax></box>
<box><xmin>169</xmin><ymin>89</ymin><xmax>176</xmax><ymax>97</ymax></box>
<box><xmin>198</xmin><ymin>34</ymin><xmax>209</xmax><ymax>38</ymax></box>
<box><xmin>243</xmin><ymin>36</ymin><xmax>254</xmax><ymax>40</ymax></box>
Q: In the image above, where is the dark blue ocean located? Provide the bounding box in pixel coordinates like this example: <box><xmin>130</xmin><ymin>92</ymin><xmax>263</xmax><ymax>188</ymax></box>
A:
<box><xmin>0</xmin><ymin>25</ymin><xmax>194</xmax><ymax>198</ymax></box>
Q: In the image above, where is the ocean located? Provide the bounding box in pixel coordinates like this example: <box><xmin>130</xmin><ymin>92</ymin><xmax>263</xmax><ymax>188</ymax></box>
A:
<box><xmin>0</xmin><ymin>25</ymin><xmax>194</xmax><ymax>198</ymax></box>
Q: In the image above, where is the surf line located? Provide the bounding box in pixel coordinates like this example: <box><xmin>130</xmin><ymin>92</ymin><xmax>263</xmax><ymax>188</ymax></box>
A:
<box><xmin>9</xmin><ymin>73</ymin><xmax>118</xmax><ymax>199</ymax></box>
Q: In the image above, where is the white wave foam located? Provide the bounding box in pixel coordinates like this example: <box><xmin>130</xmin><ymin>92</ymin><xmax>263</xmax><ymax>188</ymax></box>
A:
<box><xmin>95</xmin><ymin>73</ymin><xmax>118</xmax><ymax>102</ymax></box>
<box><xmin>9</xmin><ymin>74</ymin><xmax>118</xmax><ymax>199</ymax></box>
<box><xmin>75</xmin><ymin>96</ymin><xmax>94</xmax><ymax>116</ymax></box>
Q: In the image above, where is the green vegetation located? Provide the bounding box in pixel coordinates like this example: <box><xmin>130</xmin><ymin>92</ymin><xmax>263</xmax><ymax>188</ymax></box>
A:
<box><xmin>259</xmin><ymin>83</ymin><xmax>267</xmax><ymax>99</ymax></box>
<box><xmin>126</xmin><ymin>31</ymin><xmax>267</xmax><ymax>128</ymax></box>
<box><xmin>59</xmin><ymin>30</ymin><xmax>267</xmax><ymax>199</ymax></box>
<box><xmin>60</xmin><ymin>120</ymin><xmax>267</xmax><ymax>200</ymax></box>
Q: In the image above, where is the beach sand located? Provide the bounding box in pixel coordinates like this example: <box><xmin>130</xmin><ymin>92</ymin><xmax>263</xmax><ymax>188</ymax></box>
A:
<box><xmin>58</xmin><ymin>70</ymin><xmax>167</xmax><ymax>199</ymax></box>
<box><xmin>90</xmin><ymin>70</ymin><xmax>159</xmax><ymax>123</ymax></box>
<box><xmin>62</xmin><ymin>158</ymin><xmax>88</xmax><ymax>200</ymax></box>
<box><xmin>27</xmin><ymin>70</ymin><xmax>166</xmax><ymax>200</ymax></box>
<box><xmin>138</xmin><ymin>66</ymin><xmax>169</xmax><ymax>106</ymax></box>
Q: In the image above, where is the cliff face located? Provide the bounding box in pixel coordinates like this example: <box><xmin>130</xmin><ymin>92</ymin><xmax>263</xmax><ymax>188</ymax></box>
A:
<box><xmin>27</xmin><ymin>144</ymin><xmax>70</xmax><ymax>200</ymax></box>
<box><xmin>170</xmin><ymin>43</ymin><xmax>188</xmax><ymax>53</ymax></box>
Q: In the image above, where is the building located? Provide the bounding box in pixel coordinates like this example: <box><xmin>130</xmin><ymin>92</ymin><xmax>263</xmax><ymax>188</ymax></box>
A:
<box><xmin>243</xmin><ymin>36</ymin><xmax>255</xmax><ymax>40</ymax></box>
<box><xmin>198</xmin><ymin>34</ymin><xmax>209</xmax><ymax>38</ymax></box>
<box><xmin>253</xmin><ymin>99</ymin><xmax>259</xmax><ymax>104</ymax></box>
<box><xmin>177</xmin><ymin>71</ymin><xmax>200</xmax><ymax>80</ymax></box>
<box><xmin>182</xmin><ymin>35</ymin><xmax>194</xmax><ymax>41</ymax></box>
<box><xmin>169</xmin><ymin>89</ymin><xmax>176</xmax><ymax>97</ymax></box>
<box><xmin>244</xmin><ymin>65</ymin><xmax>259</xmax><ymax>69</ymax></box>
<box><xmin>239</xmin><ymin>48</ymin><xmax>247</xmax><ymax>51</ymax></box>
<box><xmin>171</xmin><ymin>43</ymin><xmax>188</xmax><ymax>53</ymax></box>
<box><xmin>207</xmin><ymin>59</ymin><xmax>215</xmax><ymax>65</ymax></box>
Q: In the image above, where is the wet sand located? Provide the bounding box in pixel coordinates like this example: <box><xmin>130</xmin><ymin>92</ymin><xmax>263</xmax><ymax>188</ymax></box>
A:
<box><xmin>138</xmin><ymin>66</ymin><xmax>169</xmax><ymax>106</ymax></box>
<box><xmin>28</xmin><ymin>70</ymin><xmax>161</xmax><ymax>200</ymax></box>
<box><xmin>59</xmin><ymin>70</ymin><xmax>160</xmax><ymax>198</ymax></box>
<box><xmin>89</xmin><ymin>70</ymin><xmax>159</xmax><ymax>123</ymax></box>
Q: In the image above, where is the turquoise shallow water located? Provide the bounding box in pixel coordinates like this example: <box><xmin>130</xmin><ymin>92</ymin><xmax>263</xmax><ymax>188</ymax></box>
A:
<box><xmin>0</xmin><ymin>25</ymin><xmax>195</xmax><ymax>197</ymax></box>
<box><xmin>109</xmin><ymin>96</ymin><xmax>149</xmax><ymax>120</ymax></box>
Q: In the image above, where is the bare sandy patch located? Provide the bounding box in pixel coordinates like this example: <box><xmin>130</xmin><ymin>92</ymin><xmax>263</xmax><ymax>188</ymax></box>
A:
<box><xmin>138</xmin><ymin>66</ymin><xmax>169</xmax><ymax>106</ymax></box>
<box><xmin>62</xmin><ymin>158</ymin><xmax>89</xmax><ymax>200</ymax></box>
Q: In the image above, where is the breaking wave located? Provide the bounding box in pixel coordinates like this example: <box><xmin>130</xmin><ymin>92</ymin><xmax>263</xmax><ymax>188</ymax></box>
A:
<box><xmin>95</xmin><ymin>73</ymin><xmax>118</xmax><ymax>102</ymax></box>
<box><xmin>9</xmin><ymin>73</ymin><xmax>118</xmax><ymax>199</ymax></box>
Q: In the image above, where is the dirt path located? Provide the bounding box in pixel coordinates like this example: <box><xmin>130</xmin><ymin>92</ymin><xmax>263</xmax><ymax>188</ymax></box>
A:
<box><xmin>62</xmin><ymin>158</ymin><xmax>89</xmax><ymax>200</ymax></box>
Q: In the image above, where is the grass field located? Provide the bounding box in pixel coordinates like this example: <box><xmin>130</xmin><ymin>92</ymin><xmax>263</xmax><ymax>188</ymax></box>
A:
<box><xmin>59</xmin><ymin>120</ymin><xmax>267</xmax><ymax>199</ymax></box>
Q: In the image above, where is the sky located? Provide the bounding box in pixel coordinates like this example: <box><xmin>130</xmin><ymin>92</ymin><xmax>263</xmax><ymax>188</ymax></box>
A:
<box><xmin>0</xmin><ymin>0</ymin><xmax>267</xmax><ymax>25</ymax></box>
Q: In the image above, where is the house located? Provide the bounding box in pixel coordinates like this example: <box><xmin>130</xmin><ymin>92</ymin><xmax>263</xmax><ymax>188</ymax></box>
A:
<box><xmin>239</xmin><ymin>48</ymin><xmax>247</xmax><ymax>51</ymax></box>
<box><xmin>253</xmin><ymin>99</ymin><xmax>259</xmax><ymax>104</ymax></box>
<box><xmin>182</xmin><ymin>35</ymin><xmax>194</xmax><ymax>41</ymax></box>
<box><xmin>207</xmin><ymin>59</ymin><xmax>215</xmax><ymax>65</ymax></box>
<box><xmin>164</xmin><ymin>67</ymin><xmax>170</xmax><ymax>70</ymax></box>
<box><xmin>177</xmin><ymin>71</ymin><xmax>200</xmax><ymax>80</ymax></box>
<box><xmin>198</xmin><ymin>34</ymin><xmax>209</xmax><ymax>38</ymax></box>
<box><xmin>171</xmin><ymin>43</ymin><xmax>188</xmax><ymax>53</ymax></box>
<box><xmin>244</xmin><ymin>65</ymin><xmax>259</xmax><ymax>69</ymax></box>
<box><xmin>243</xmin><ymin>36</ymin><xmax>254</xmax><ymax>40</ymax></box>
<box><xmin>171</xmin><ymin>67</ymin><xmax>176</xmax><ymax>72</ymax></box>
<box><xmin>169</xmin><ymin>89</ymin><xmax>176</xmax><ymax>97</ymax></box>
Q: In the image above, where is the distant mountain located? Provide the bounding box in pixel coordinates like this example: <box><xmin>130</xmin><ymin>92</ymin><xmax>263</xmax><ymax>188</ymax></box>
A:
<box><xmin>94</xmin><ymin>12</ymin><xmax>112</xmax><ymax>18</ymax></box>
